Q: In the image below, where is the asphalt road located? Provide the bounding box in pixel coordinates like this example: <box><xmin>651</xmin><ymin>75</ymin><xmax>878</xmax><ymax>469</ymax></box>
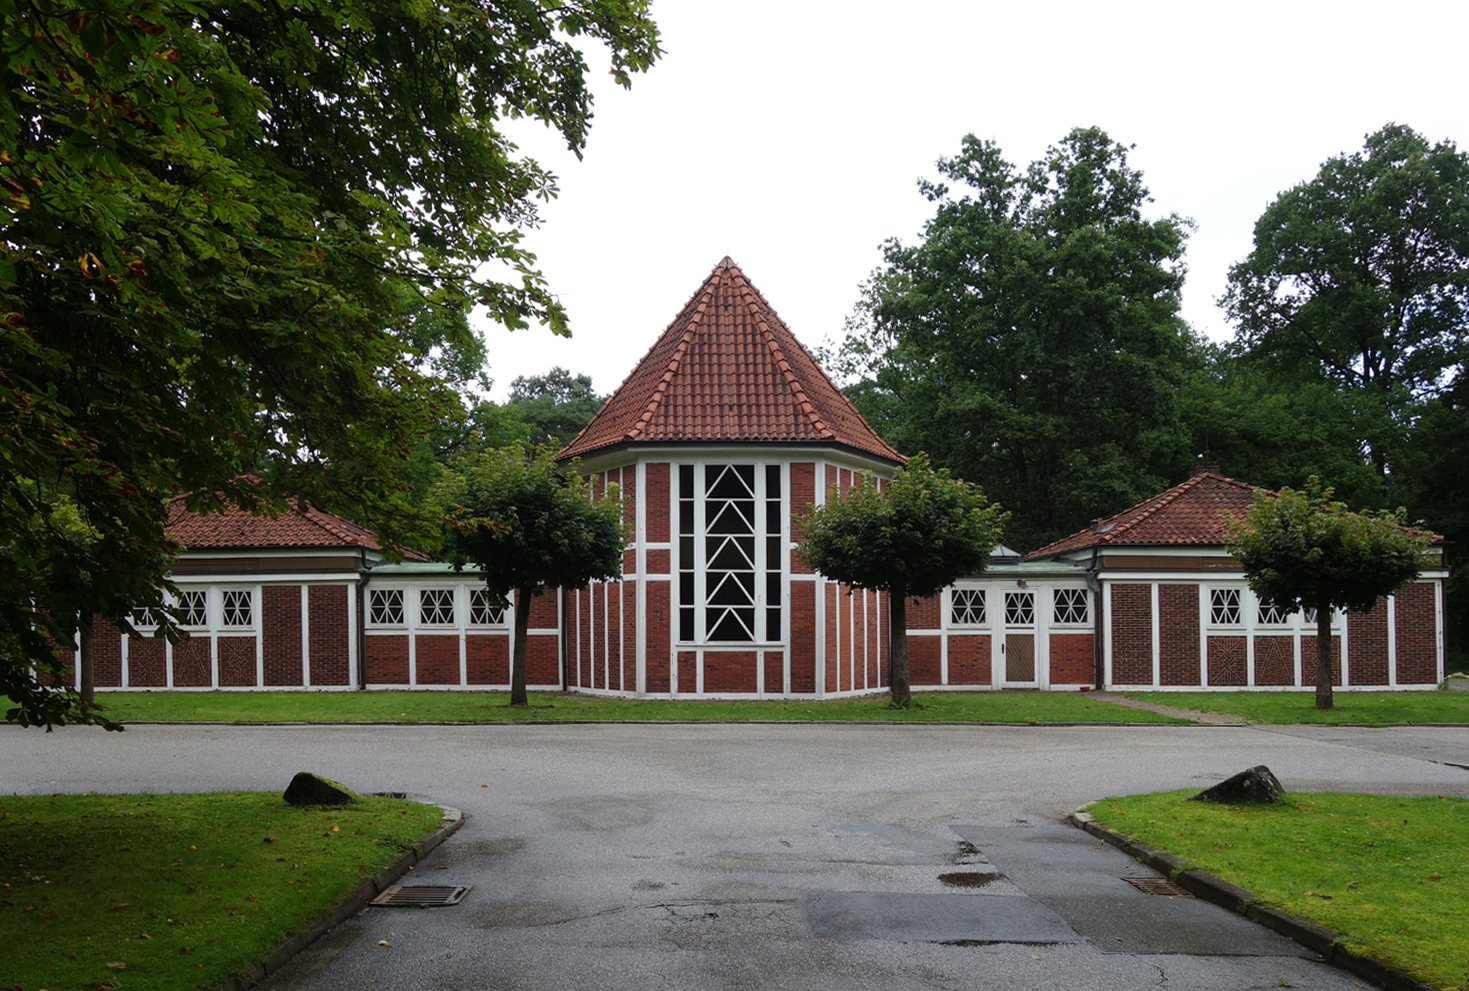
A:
<box><xmin>6</xmin><ymin>720</ymin><xmax>1467</xmax><ymax>990</ymax></box>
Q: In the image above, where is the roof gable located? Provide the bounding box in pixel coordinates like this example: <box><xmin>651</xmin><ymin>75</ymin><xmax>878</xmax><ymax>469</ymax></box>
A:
<box><xmin>558</xmin><ymin>257</ymin><xmax>903</xmax><ymax>463</ymax></box>
<box><xmin>1027</xmin><ymin>471</ymin><xmax>1262</xmax><ymax>559</ymax></box>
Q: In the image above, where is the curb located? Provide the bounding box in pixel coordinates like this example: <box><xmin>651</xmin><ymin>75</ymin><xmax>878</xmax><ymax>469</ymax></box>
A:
<box><xmin>215</xmin><ymin>804</ymin><xmax>465</xmax><ymax>991</ymax></box>
<box><xmin>1069</xmin><ymin>809</ymin><xmax>1438</xmax><ymax>991</ymax></box>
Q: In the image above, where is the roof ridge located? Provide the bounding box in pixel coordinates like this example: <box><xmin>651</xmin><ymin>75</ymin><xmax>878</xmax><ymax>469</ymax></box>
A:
<box><xmin>1098</xmin><ymin>472</ymin><xmax>1206</xmax><ymax>544</ymax></box>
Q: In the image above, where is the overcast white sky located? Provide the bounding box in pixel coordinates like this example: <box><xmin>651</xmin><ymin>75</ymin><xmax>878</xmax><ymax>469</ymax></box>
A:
<box><xmin>478</xmin><ymin>0</ymin><xmax>1469</xmax><ymax>400</ymax></box>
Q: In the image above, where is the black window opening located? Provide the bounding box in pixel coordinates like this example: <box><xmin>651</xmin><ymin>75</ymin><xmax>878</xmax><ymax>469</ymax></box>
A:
<box><xmin>678</xmin><ymin>463</ymin><xmax>783</xmax><ymax>644</ymax></box>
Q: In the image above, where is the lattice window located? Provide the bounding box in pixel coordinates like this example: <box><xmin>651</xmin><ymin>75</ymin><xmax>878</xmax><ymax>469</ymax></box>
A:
<box><xmin>178</xmin><ymin>590</ymin><xmax>207</xmax><ymax>627</ymax></box>
<box><xmin>1210</xmin><ymin>588</ymin><xmax>1241</xmax><ymax>625</ymax></box>
<box><xmin>950</xmin><ymin>588</ymin><xmax>986</xmax><ymax>625</ymax></box>
<box><xmin>132</xmin><ymin>606</ymin><xmax>158</xmax><ymax>629</ymax></box>
<box><xmin>1053</xmin><ymin>588</ymin><xmax>1088</xmax><ymax>625</ymax></box>
<box><xmin>419</xmin><ymin>588</ymin><xmax>455</xmax><ymax>626</ymax></box>
<box><xmin>221</xmin><ymin>589</ymin><xmax>252</xmax><ymax>627</ymax></box>
<box><xmin>1004</xmin><ymin>591</ymin><xmax>1034</xmax><ymax>625</ymax></box>
<box><xmin>469</xmin><ymin>589</ymin><xmax>505</xmax><ymax>626</ymax></box>
<box><xmin>678</xmin><ymin>463</ymin><xmax>782</xmax><ymax>643</ymax></box>
<box><xmin>1257</xmin><ymin>601</ymin><xmax>1291</xmax><ymax>626</ymax></box>
<box><xmin>369</xmin><ymin>588</ymin><xmax>404</xmax><ymax>626</ymax></box>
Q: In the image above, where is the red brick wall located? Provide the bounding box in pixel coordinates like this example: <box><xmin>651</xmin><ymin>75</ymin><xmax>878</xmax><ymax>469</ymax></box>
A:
<box><xmin>128</xmin><ymin>637</ymin><xmax>166</xmax><ymax>687</ymax></box>
<box><xmin>1110</xmin><ymin>584</ymin><xmax>1153</xmax><ymax>685</ymax></box>
<box><xmin>466</xmin><ymin>633</ymin><xmax>509</xmax><ymax>684</ymax></box>
<box><xmin>1300</xmin><ymin>635</ymin><xmax>1342</xmax><ymax>686</ymax></box>
<box><xmin>308</xmin><ymin>585</ymin><xmax>350</xmax><ymax>686</ymax></box>
<box><xmin>676</xmin><ymin>650</ymin><xmax>696</xmax><ymax>691</ymax></box>
<box><xmin>790</xmin><ymin>581</ymin><xmax>816</xmax><ymax>693</ymax></box>
<box><xmin>526</xmin><ymin>632</ymin><xmax>559</xmax><ymax>685</ymax></box>
<box><xmin>948</xmin><ymin>633</ymin><xmax>991</xmax><ymax>685</ymax></box>
<box><xmin>908</xmin><ymin>634</ymin><xmax>941</xmax><ymax>686</ymax></box>
<box><xmin>790</xmin><ymin>463</ymin><xmax>816</xmax><ymax>554</ymax></box>
<box><xmin>866</xmin><ymin>590</ymin><xmax>880</xmax><ymax>689</ymax></box>
<box><xmin>93</xmin><ymin>622</ymin><xmax>122</xmax><ymax>687</ymax></box>
<box><xmin>764</xmin><ymin>650</ymin><xmax>784</xmax><ymax>693</ymax></box>
<box><xmin>825</xmin><ymin>584</ymin><xmax>840</xmax><ymax>691</ymax></box>
<box><xmin>1207</xmin><ymin>635</ymin><xmax>1247</xmax><ymax>687</ymax></box>
<box><xmin>906</xmin><ymin>593</ymin><xmax>941</xmax><ymax>630</ymax></box>
<box><xmin>217</xmin><ymin>636</ymin><xmax>257</xmax><ymax>686</ymax></box>
<box><xmin>528</xmin><ymin>590</ymin><xmax>558</xmax><ymax>629</ymax></box>
<box><xmin>1254</xmin><ymin>636</ymin><xmax>1296</xmax><ymax>686</ymax></box>
<box><xmin>876</xmin><ymin>592</ymin><xmax>887</xmax><ymax>688</ymax></box>
<box><xmin>1394</xmin><ymin>583</ymin><xmax>1438</xmax><ymax>684</ymax></box>
<box><xmin>366</xmin><ymin>635</ymin><xmax>410</xmax><ymax>684</ymax></box>
<box><xmin>646</xmin><ymin>549</ymin><xmax>670</xmax><ymax>575</ymax></box>
<box><xmin>621</xmin><ymin>465</ymin><xmax>636</xmax><ymax>538</ymax></box>
<box><xmin>621</xmin><ymin>581</ymin><xmax>636</xmax><ymax>693</ymax></box>
<box><xmin>577</xmin><ymin>587</ymin><xmax>592</xmax><ymax>688</ymax></box>
<box><xmin>646</xmin><ymin>581</ymin><xmax>671</xmax><ymax>692</ymax></box>
<box><xmin>262</xmin><ymin>586</ymin><xmax>303</xmax><ymax>686</ymax></box>
<box><xmin>1158</xmin><ymin>585</ymin><xmax>1200</xmax><ymax>686</ymax></box>
<box><xmin>1348</xmin><ymin>600</ymin><xmax>1390</xmax><ymax>686</ymax></box>
<box><xmin>705</xmin><ymin>650</ymin><xmax>757</xmax><ymax>692</ymax></box>
<box><xmin>174</xmin><ymin>636</ymin><xmax>212</xmax><ymax>687</ymax></box>
<box><xmin>1049</xmin><ymin>633</ymin><xmax>1092</xmax><ymax>686</ymax></box>
<box><xmin>646</xmin><ymin>462</ymin><xmax>670</xmax><ymax>543</ymax></box>
<box><xmin>416</xmin><ymin>634</ymin><xmax>461</xmax><ymax>685</ymax></box>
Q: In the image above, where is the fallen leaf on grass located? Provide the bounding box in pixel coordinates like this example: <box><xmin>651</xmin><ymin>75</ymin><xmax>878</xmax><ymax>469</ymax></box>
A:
<box><xmin>109</xmin><ymin>903</ymin><xmax>129</xmax><ymax>911</ymax></box>
<box><xmin>105</xmin><ymin>962</ymin><xmax>127</xmax><ymax>970</ymax></box>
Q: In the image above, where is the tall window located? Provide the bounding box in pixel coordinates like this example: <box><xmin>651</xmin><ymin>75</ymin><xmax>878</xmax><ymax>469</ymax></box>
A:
<box><xmin>678</xmin><ymin>463</ymin><xmax>782</xmax><ymax>643</ymax></box>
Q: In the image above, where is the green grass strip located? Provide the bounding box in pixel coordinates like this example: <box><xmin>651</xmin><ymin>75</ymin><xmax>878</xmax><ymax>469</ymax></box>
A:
<box><xmin>89</xmin><ymin>690</ymin><xmax>1186</xmax><ymax>724</ymax></box>
<box><xmin>1121</xmin><ymin>690</ymin><xmax>1469</xmax><ymax>724</ymax></box>
<box><xmin>1</xmin><ymin>792</ymin><xmax>446</xmax><ymax>990</ymax></box>
<box><xmin>1085</xmin><ymin>791</ymin><xmax>1469</xmax><ymax>990</ymax></box>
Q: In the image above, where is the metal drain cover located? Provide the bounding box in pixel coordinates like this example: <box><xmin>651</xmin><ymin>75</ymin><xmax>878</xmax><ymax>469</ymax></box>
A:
<box><xmin>369</xmin><ymin>884</ymin><xmax>473</xmax><ymax>907</ymax></box>
<box><xmin>1122</xmin><ymin>876</ymin><xmax>1192</xmax><ymax>897</ymax></box>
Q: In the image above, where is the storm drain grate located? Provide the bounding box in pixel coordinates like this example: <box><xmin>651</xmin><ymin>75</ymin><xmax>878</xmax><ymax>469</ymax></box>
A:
<box><xmin>1122</xmin><ymin>877</ymin><xmax>1193</xmax><ymax>897</ymax></box>
<box><xmin>369</xmin><ymin>885</ymin><xmax>472</xmax><ymax>907</ymax></box>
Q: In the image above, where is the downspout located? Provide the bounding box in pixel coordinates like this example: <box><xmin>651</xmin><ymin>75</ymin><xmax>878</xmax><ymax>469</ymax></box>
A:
<box><xmin>356</xmin><ymin>548</ymin><xmax>371</xmax><ymax>691</ymax></box>
<box><xmin>1086</xmin><ymin>545</ymin><xmax>1104</xmax><ymax>690</ymax></box>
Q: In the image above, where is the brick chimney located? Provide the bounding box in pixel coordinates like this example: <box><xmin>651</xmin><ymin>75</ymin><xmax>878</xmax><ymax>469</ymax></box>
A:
<box><xmin>1188</xmin><ymin>461</ymin><xmax>1221</xmax><ymax>479</ymax></box>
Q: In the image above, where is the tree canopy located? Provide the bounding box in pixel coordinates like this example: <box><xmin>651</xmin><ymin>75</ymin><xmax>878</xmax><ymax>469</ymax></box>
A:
<box><xmin>832</xmin><ymin>127</ymin><xmax>1193</xmax><ymax>551</ymax></box>
<box><xmin>796</xmin><ymin>453</ymin><xmax>1006</xmax><ymax>706</ymax></box>
<box><xmin>1</xmin><ymin>0</ymin><xmax>660</xmax><ymax>723</ymax></box>
<box><xmin>507</xmin><ymin>367</ymin><xmax>607</xmax><ymax>450</ymax></box>
<box><xmin>1226</xmin><ymin>479</ymin><xmax>1430</xmax><ymax>709</ymax></box>
<box><xmin>436</xmin><ymin>448</ymin><xmax>626</xmax><ymax>705</ymax></box>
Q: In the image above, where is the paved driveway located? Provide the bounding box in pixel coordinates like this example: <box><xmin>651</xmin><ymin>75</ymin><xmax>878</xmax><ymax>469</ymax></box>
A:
<box><xmin>6</xmin><ymin>721</ymin><xmax>1467</xmax><ymax>990</ymax></box>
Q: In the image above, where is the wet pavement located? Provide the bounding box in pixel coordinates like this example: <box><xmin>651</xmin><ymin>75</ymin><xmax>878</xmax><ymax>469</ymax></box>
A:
<box><xmin>5</xmin><ymin>720</ymin><xmax>1467</xmax><ymax>990</ymax></box>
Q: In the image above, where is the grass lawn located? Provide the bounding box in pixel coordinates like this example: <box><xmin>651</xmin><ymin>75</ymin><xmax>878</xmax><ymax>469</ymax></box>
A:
<box><xmin>90</xmin><ymin>689</ymin><xmax>1187</xmax><ymax>724</ymax></box>
<box><xmin>1</xmin><ymin>791</ymin><xmax>446</xmax><ymax>991</ymax></box>
<box><xmin>1085</xmin><ymin>791</ymin><xmax>1469</xmax><ymax>991</ymax></box>
<box><xmin>1121</xmin><ymin>689</ymin><xmax>1469</xmax><ymax>724</ymax></box>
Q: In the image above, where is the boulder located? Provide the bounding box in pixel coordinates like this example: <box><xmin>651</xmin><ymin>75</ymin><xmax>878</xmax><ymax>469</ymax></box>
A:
<box><xmin>283</xmin><ymin>771</ymin><xmax>361</xmax><ymax>807</ymax></box>
<box><xmin>1187</xmin><ymin>765</ymin><xmax>1284</xmax><ymax>805</ymax></box>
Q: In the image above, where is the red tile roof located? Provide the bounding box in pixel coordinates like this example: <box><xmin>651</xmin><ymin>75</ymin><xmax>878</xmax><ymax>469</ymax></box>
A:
<box><xmin>1027</xmin><ymin>471</ymin><xmax>1263</xmax><ymax>559</ymax></box>
<box><xmin>557</xmin><ymin>257</ymin><xmax>904</xmax><ymax>464</ymax></box>
<box><xmin>168</xmin><ymin>495</ymin><xmax>416</xmax><ymax>557</ymax></box>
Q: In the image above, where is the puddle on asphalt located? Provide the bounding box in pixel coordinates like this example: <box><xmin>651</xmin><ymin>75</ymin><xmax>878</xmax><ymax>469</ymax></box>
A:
<box><xmin>937</xmin><ymin>872</ymin><xmax>1003</xmax><ymax>889</ymax></box>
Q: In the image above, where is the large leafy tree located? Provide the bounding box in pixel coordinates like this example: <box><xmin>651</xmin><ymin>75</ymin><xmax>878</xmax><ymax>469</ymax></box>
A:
<box><xmin>1226</xmin><ymin>479</ymin><xmax>1430</xmax><ymax>710</ymax></box>
<box><xmin>436</xmin><ymin>448</ymin><xmax>626</xmax><ymax>706</ymax></box>
<box><xmin>796</xmin><ymin>454</ymin><xmax>1006</xmax><ymax>707</ymax></box>
<box><xmin>508</xmin><ymin>367</ymin><xmax>607</xmax><ymax>450</ymax></box>
<box><xmin>1223</xmin><ymin>124</ymin><xmax>1469</xmax><ymax>484</ymax></box>
<box><xmin>0</xmin><ymin>0</ymin><xmax>660</xmax><ymax>724</ymax></box>
<box><xmin>834</xmin><ymin>128</ymin><xmax>1192</xmax><ymax>551</ymax></box>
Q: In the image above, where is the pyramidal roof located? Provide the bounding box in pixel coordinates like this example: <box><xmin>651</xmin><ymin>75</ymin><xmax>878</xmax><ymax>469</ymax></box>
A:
<box><xmin>558</xmin><ymin>258</ymin><xmax>903</xmax><ymax>464</ymax></box>
<box><xmin>1026</xmin><ymin>469</ymin><xmax>1262</xmax><ymax>559</ymax></box>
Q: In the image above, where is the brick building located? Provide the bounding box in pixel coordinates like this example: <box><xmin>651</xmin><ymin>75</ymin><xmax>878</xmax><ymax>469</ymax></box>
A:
<box><xmin>74</xmin><ymin>259</ymin><xmax>1447</xmax><ymax>694</ymax></box>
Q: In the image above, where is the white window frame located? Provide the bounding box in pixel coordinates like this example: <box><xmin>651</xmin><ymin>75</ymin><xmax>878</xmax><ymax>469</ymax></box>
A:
<box><xmin>218</xmin><ymin>587</ymin><xmax>256</xmax><ymax>630</ymax></box>
<box><xmin>1208</xmin><ymin>587</ymin><xmax>1243</xmax><ymax>627</ymax></box>
<box><xmin>949</xmin><ymin>586</ymin><xmax>988</xmax><ymax>628</ymax></box>
<box><xmin>177</xmin><ymin>588</ymin><xmax>209</xmax><ymax>629</ymax></box>
<box><xmin>367</xmin><ymin>587</ymin><xmax>407</xmax><ymax>628</ymax></box>
<box><xmin>1051</xmin><ymin>587</ymin><xmax>1089</xmax><ymax>627</ymax></box>
<box><xmin>467</xmin><ymin>587</ymin><xmax>509</xmax><ymax>628</ymax></box>
<box><xmin>417</xmin><ymin>587</ymin><xmax>458</xmax><ymax>627</ymax></box>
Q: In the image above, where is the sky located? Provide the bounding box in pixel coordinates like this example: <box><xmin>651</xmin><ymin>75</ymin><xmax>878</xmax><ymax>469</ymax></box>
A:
<box><xmin>478</xmin><ymin>0</ymin><xmax>1469</xmax><ymax>400</ymax></box>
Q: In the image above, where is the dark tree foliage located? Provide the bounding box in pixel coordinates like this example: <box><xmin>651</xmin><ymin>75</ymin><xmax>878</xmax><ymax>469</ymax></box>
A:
<box><xmin>836</xmin><ymin>128</ymin><xmax>1193</xmax><ymax>551</ymax></box>
<box><xmin>436</xmin><ymin>449</ymin><xmax>626</xmax><ymax>705</ymax></box>
<box><xmin>1226</xmin><ymin>479</ymin><xmax>1430</xmax><ymax>709</ymax></box>
<box><xmin>796</xmin><ymin>454</ymin><xmax>1006</xmax><ymax>706</ymax></box>
<box><xmin>508</xmin><ymin>367</ymin><xmax>608</xmax><ymax>450</ymax></box>
<box><xmin>0</xmin><ymin>0</ymin><xmax>659</xmax><ymax>725</ymax></box>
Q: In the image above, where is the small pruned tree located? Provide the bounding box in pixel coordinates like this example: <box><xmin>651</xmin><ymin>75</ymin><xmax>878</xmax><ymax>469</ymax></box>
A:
<box><xmin>796</xmin><ymin>454</ymin><xmax>1007</xmax><ymax>706</ymax></box>
<box><xmin>436</xmin><ymin>449</ymin><xmax>626</xmax><ymax>705</ymax></box>
<box><xmin>1226</xmin><ymin>478</ymin><xmax>1431</xmax><ymax>710</ymax></box>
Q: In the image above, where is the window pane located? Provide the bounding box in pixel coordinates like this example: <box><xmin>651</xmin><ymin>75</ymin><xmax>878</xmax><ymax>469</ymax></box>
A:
<box><xmin>1210</xmin><ymin>589</ymin><xmax>1241</xmax><ymax>625</ymax></box>
<box><xmin>469</xmin><ymin>589</ymin><xmax>504</xmax><ymax>625</ymax></box>
<box><xmin>1004</xmin><ymin>592</ymin><xmax>1034</xmax><ymax>625</ymax></box>
<box><xmin>221</xmin><ymin>589</ymin><xmax>252</xmax><ymax>626</ymax></box>
<box><xmin>1054</xmin><ymin>588</ymin><xmax>1088</xmax><ymax>624</ymax></box>
<box><xmin>420</xmin><ymin>589</ymin><xmax>455</xmax><ymax>625</ymax></box>
<box><xmin>370</xmin><ymin>589</ymin><xmax>404</xmax><ymax>625</ymax></box>
<box><xmin>951</xmin><ymin>589</ymin><xmax>986</xmax><ymax>625</ymax></box>
<box><xmin>179</xmin><ymin>590</ymin><xmax>207</xmax><ymax>627</ymax></box>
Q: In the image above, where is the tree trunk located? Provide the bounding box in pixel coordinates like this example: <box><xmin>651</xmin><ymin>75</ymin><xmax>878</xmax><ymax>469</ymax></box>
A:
<box><xmin>888</xmin><ymin>589</ymin><xmax>911</xmax><ymax>707</ymax></box>
<box><xmin>1314</xmin><ymin>596</ymin><xmax>1334</xmax><ymax>710</ymax></box>
<box><xmin>78</xmin><ymin>612</ymin><xmax>94</xmax><ymax>706</ymax></box>
<box><xmin>511</xmin><ymin>588</ymin><xmax>532</xmax><ymax>707</ymax></box>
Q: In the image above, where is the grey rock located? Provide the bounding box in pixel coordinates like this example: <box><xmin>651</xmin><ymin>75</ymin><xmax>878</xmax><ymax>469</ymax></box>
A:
<box><xmin>1187</xmin><ymin>764</ymin><xmax>1284</xmax><ymax>804</ymax></box>
<box><xmin>283</xmin><ymin>770</ymin><xmax>361</xmax><ymax>806</ymax></box>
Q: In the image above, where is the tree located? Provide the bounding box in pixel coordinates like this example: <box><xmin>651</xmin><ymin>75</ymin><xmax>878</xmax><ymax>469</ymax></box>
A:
<box><xmin>833</xmin><ymin>128</ymin><xmax>1192</xmax><ymax>550</ymax></box>
<box><xmin>507</xmin><ymin>368</ymin><xmax>608</xmax><ymax>450</ymax></box>
<box><xmin>1223</xmin><ymin>124</ymin><xmax>1469</xmax><ymax>485</ymax></box>
<box><xmin>796</xmin><ymin>454</ymin><xmax>1007</xmax><ymax>706</ymax></box>
<box><xmin>1226</xmin><ymin>479</ymin><xmax>1430</xmax><ymax>710</ymax></box>
<box><xmin>436</xmin><ymin>448</ymin><xmax>626</xmax><ymax>705</ymax></box>
<box><xmin>1</xmin><ymin>0</ymin><xmax>659</xmax><ymax>724</ymax></box>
